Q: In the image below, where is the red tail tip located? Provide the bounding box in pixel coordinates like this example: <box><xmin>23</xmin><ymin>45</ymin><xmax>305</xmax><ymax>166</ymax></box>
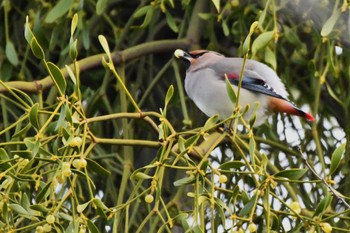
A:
<box><xmin>305</xmin><ymin>113</ymin><xmax>315</xmax><ymax>122</ymax></box>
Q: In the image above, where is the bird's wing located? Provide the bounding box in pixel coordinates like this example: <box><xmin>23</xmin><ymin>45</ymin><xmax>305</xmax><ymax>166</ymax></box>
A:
<box><xmin>225</xmin><ymin>73</ymin><xmax>288</xmax><ymax>101</ymax></box>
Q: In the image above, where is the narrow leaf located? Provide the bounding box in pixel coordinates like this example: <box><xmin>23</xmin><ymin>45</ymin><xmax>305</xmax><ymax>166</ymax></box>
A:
<box><xmin>130</xmin><ymin>172</ymin><xmax>152</xmax><ymax>180</ymax></box>
<box><xmin>30</xmin><ymin>38</ymin><xmax>45</xmax><ymax>60</ymax></box>
<box><xmin>212</xmin><ymin>0</ymin><xmax>220</xmax><ymax>12</ymax></box>
<box><xmin>202</xmin><ymin>115</ymin><xmax>219</xmax><ymax>132</ymax></box>
<box><xmin>138</xmin><ymin>7</ymin><xmax>154</xmax><ymax>28</ymax></box>
<box><xmin>70</xmin><ymin>13</ymin><xmax>78</xmax><ymax>36</ymax></box>
<box><xmin>133</xmin><ymin>5</ymin><xmax>151</xmax><ymax>18</ymax></box>
<box><xmin>47</xmin><ymin>62</ymin><xmax>66</xmax><ymax>96</ymax></box>
<box><xmin>45</xmin><ymin>0</ymin><xmax>74</xmax><ymax>23</ymax></box>
<box><xmin>274</xmin><ymin>169</ymin><xmax>307</xmax><ymax>180</ymax></box>
<box><xmin>166</xmin><ymin>12</ymin><xmax>178</xmax><ymax>33</ymax></box>
<box><xmin>96</xmin><ymin>0</ymin><xmax>108</xmax><ymax>15</ymax></box>
<box><xmin>77</xmin><ymin>201</ymin><xmax>90</xmax><ymax>213</ymax></box>
<box><xmin>165</xmin><ymin>85</ymin><xmax>174</xmax><ymax>107</ymax></box>
<box><xmin>86</xmin><ymin>219</ymin><xmax>100</xmax><ymax>233</ymax></box>
<box><xmin>239</xmin><ymin>194</ymin><xmax>257</xmax><ymax>216</ymax></box>
<box><xmin>29</xmin><ymin>103</ymin><xmax>40</xmax><ymax>130</ymax></box>
<box><xmin>36</xmin><ymin>181</ymin><xmax>52</xmax><ymax>203</ymax></box>
<box><xmin>313</xmin><ymin>192</ymin><xmax>332</xmax><ymax>217</ymax></box>
<box><xmin>173</xmin><ymin>175</ymin><xmax>196</xmax><ymax>186</ymax></box>
<box><xmin>321</xmin><ymin>8</ymin><xmax>341</xmax><ymax>37</ymax></box>
<box><xmin>252</xmin><ymin>31</ymin><xmax>274</xmax><ymax>56</ymax></box>
<box><xmin>0</xmin><ymin>148</ymin><xmax>11</xmax><ymax>170</ymax></box>
<box><xmin>86</xmin><ymin>158</ymin><xmax>111</xmax><ymax>175</ymax></box>
<box><xmin>6</xmin><ymin>41</ymin><xmax>19</xmax><ymax>66</ymax></box>
<box><xmin>9</xmin><ymin>204</ymin><xmax>30</xmax><ymax>215</ymax></box>
<box><xmin>219</xmin><ymin>161</ymin><xmax>245</xmax><ymax>170</ymax></box>
<box><xmin>329</xmin><ymin>143</ymin><xmax>345</xmax><ymax>176</ymax></box>
<box><xmin>225</xmin><ymin>76</ymin><xmax>237</xmax><ymax>104</ymax></box>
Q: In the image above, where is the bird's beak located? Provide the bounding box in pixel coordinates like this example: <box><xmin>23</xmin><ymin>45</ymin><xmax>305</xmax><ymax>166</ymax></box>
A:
<box><xmin>174</xmin><ymin>49</ymin><xmax>190</xmax><ymax>59</ymax></box>
<box><xmin>174</xmin><ymin>49</ymin><xmax>185</xmax><ymax>58</ymax></box>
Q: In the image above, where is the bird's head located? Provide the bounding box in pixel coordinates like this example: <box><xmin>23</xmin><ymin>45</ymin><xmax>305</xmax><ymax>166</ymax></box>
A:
<box><xmin>174</xmin><ymin>49</ymin><xmax>224</xmax><ymax>71</ymax></box>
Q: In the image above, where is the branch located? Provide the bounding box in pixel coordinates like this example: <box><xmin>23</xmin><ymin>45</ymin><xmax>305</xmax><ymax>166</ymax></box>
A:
<box><xmin>0</xmin><ymin>39</ymin><xmax>190</xmax><ymax>93</ymax></box>
<box><xmin>299</xmin><ymin>147</ymin><xmax>350</xmax><ymax>208</ymax></box>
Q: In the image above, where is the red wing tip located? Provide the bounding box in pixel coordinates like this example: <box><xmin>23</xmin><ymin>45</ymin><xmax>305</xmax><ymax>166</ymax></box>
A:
<box><xmin>305</xmin><ymin>113</ymin><xmax>315</xmax><ymax>122</ymax></box>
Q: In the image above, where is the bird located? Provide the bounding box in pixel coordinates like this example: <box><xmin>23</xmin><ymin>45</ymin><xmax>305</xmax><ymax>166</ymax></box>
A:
<box><xmin>174</xmin><ymin>49</ymin><xmax>315</xmax><ymax>127</ymax></box>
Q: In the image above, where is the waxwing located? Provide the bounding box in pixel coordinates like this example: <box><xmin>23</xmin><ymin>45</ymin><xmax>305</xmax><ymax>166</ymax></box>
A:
<box><xmin>174</xmin><ymin>49</ymin><xmax>315</xmax><ymax>126</ymax></box>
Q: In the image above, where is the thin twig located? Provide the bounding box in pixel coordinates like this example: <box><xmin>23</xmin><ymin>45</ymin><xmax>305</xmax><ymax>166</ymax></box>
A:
<box><xmin>298</xmin><ymin>147</ymin><xmax>350</xmax><ymax>208</ymax></box>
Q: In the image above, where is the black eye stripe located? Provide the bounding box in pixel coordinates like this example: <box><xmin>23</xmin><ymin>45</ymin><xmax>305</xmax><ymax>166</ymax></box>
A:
<box><xmin>189</xmin><ymin>51</ymin><xmax>208</xmax><ymax>58</ymax></box>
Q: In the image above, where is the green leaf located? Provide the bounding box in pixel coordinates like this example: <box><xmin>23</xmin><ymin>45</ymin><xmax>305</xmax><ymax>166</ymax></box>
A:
<box><xmin>6</xmin><ymin>41</ymin><xmax>19</xmax><ymax>66</ymax></box>
<box><xmin>222</xmin><ymin>20</ymin><xmax>229</xmax><ymax>36</ymax></box>
<box><xmin>47</xmin><ymin>62</ymin><xmax>67</xmax><ymax>96</ymax></box>
<box><xmin>249</xmin><ymin>137</ymin><xmax>256</xmax><ymax>163</ymax></box>
<box><xmin>86</xmin><ymin>158</ymin><xmax>111</xmax><ymax>175</ymax></box>
<box><xmin>29</xmin><ymin>103</ymin><xmax>40</xmax><ymax>130</ymax></box>
<box><xmin>86</xmin><ymin>219</ymin><xmax>100</xmax><ymax>233</ymax></box>
<box><xmin>313</xmin><ymin>192</ymin><xmax>332</xmax><ymax>217</ymax></box>
<box><xmin>0</xmin><ymin>148</ymin><xmax>11</xmax><ymax>170</ymax></box>
<box><xmin>65</xmin><ymin>65</ymin><xmax>77</xmax><ymax>85</ymax></box>
<box><xmin>252</xmin><ymin>31</ymin><xmax>274</xmax><ymax>56</ymax></box>
<box><xmin>257</xmin><ymin>0</ymin><xmax>270</xmax><ymax>28</ymax></box>
<box><xmin>283</xmin><ymin>25</ymin><xmax>301</xmax><ymax>45</ymax></box>
<box><xmin>45</xmin><ymin>0</ymin><xmax>74</xmax><ymax>23</ymax></box>
<box><xmin>36</xmin><ymin>182</ymin><xmax>52</xmax><ymax>203</ymax></box>
<box><xmin>211</xmin><ymin>0</ymin><xmax>220</xmax><ymax>12</ymax></box>
<box><xmin>202</xmin><ymin>115</ymin><xmax>219</xmax><ymax>132</ymax></box>
<box><xmin>69</xmin><ymin>39</ymin><xmax>78</xmax><ymax>60</ymax></box>
<box><xmin>166</xmin><ymin>12</ymin><xmax>178</xmax><ymax>33</ymax></box>
<box><xmin>329</xmin><ymin>143</ymin><xmax>345</xmax><ymax>176</ymax></box>
<box><xmin>70</xmin><ymin>13</ymin><xmax>78</xmax><ymax>36</ymax></box>
<box><xmin>12</xmin><ymin>123</ymin><xmax>32</xmax><ymax>138</ymax></box>
<box><xmin>242</xmin><ymin>21</ymin><xmax>258</xmax><ymax>54</ymax></box>
<box><xmin>165</xmin><ymin>85</ymin><xmax>174</xmax><ymax>107</ymax></box>
<box><xmin>274</xmin><ymin>168</ymin><xmax>307</xmax><ymax>180</ymax></box>
<box><xmin>219</xmin><ymin>161</ymin><xmax>245</xmax><ymax>170</ymax></box>
<box><xmin>96</xmin><ymin>0</ymin><xmax>108</xmax><ymax>15</ymax></box>
<box><xmin>264</xmin><ymin>46</ymin><xmax>277</xmax><ymax>70</ymax></box>
<box><xmin>321</xmin><ymin>8</ymin><xmax>341</xmax><ymax>37</ymax></box>
<box><xmin>77</xmin><ymin>201</ymin><xmax>90</xmax><ymax>213</ymax></box>
<box><xmin>30</xmin><ymin>37</ymin><xmax>45</xmax><ymax>60</ymax></box>
<box><xmin>9</xmin><ymin>204</ymin><xmax>30</xmax><ymax>215</ymax></box>
<box><xmin>24</xmin><ymin>16</ymin><xmax>33</xmax><ymax>44</ymax></box>
<box><xmin>225</xmin><ymin>76</ymin><xmax>237</xmax><ymax>104</ymax></box>
<box><xmin>239</xmin><ymin>194</ymin><xmax>257</xmax><ymax>216</ymax></box>
<box><xmin>173</xmin><ymin>175</ymin><xmax>196</xmax><ymax>186</ymax></box>
<box><xmin>130</xmin><ymin>172</ymin><xmax>152</xmax><ymax>180</ymax></box>
<box><xmin>93</xmin><ymin>198</ymin><xmax>109</xmax><ymax>211</ymax></box>
<box><xmin>55</xmin><ymin>103</ymin><xmax>67</xmax><ymax>131</ymax></box>
<box><xmin>198</xmin><ymin>13</ymin><xmax>215</xmax><ymax>20</ymax></box>
<box><xmin>138</xmin><ymin>7</ymin><xmax>154</xmax><ymax>28</ymax></box>
<box><xmin>30</xmin><ymin>204</ymin><xmax>50</xmax><ymax>213</ymax></box>
<box><xmin>98</xmin><ymin>35</ymin><xmax>112</xmax><ymax>63</ymax></box>
<box><xmin>133</xmin><ymin>5</ymin><xmax>151</xmax><ymax>18</ymax></box>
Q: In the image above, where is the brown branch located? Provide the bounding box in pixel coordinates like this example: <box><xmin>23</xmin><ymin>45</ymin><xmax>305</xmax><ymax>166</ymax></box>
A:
<box><xmin>0</xmin><ymin>39</ymin><xmax>190</xmax><ymax>93</ymax></box>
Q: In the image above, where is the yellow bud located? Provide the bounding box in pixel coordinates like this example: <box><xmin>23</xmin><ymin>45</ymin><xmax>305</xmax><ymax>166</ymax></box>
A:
<box><xmin>320</xmin><ymin>222</ymin><xmax>332</xmax><ymax>233</ymax></box>
<box><xmin>72</xmin><ymin>159</ymin><xmax>80</xmax><ymax>168</ymax></box>
<box><xmin>62</xmin><ymin>162</ymin><xmax>70</xmax><ymax>170</ymax></box>
<box><xmin>78</xmin><ymin>158</ymin><xmax>87</xmax><ymax>168</ymax></box>
<box><xmin>43</xmin><ymin>223</ymin><xmax>52</xmax><ymax>232</ymax></box>
<box><xmin>36</xmin><ymin>226</ymin><xmax>44</xmax><ymax>233</ymax></box>
<box><xmin>289</xmin><ymin>201</ymin><xmax>301</xmax><ymax>214</ymax></box>
<box><xmin>248</xmin><ymin>223</ymin><xmax>257</xmax><ymax>232</ymax></box>
<box><xmin>46</xmin><ymin>214</ymin><xmax>55</xmax><ymax>224</ymax></box>
<box><xmin>69</xmin><ymin>136</ymin><xmax>83</xmax><ymax>147</ymax></box>
<box><xmin>145</xmin><ymin>194</ymin><xmax>154</xmax><ymax>203</ymax></box>
<box><xmin>219</xmin><ymin>174</ymin><xmax>228</xmax><ymax>183</ymax></box>
<box><xmin>63</xmin><ymin>168</ymin><xmax>72</xmax><ymax>177</ymax></box>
